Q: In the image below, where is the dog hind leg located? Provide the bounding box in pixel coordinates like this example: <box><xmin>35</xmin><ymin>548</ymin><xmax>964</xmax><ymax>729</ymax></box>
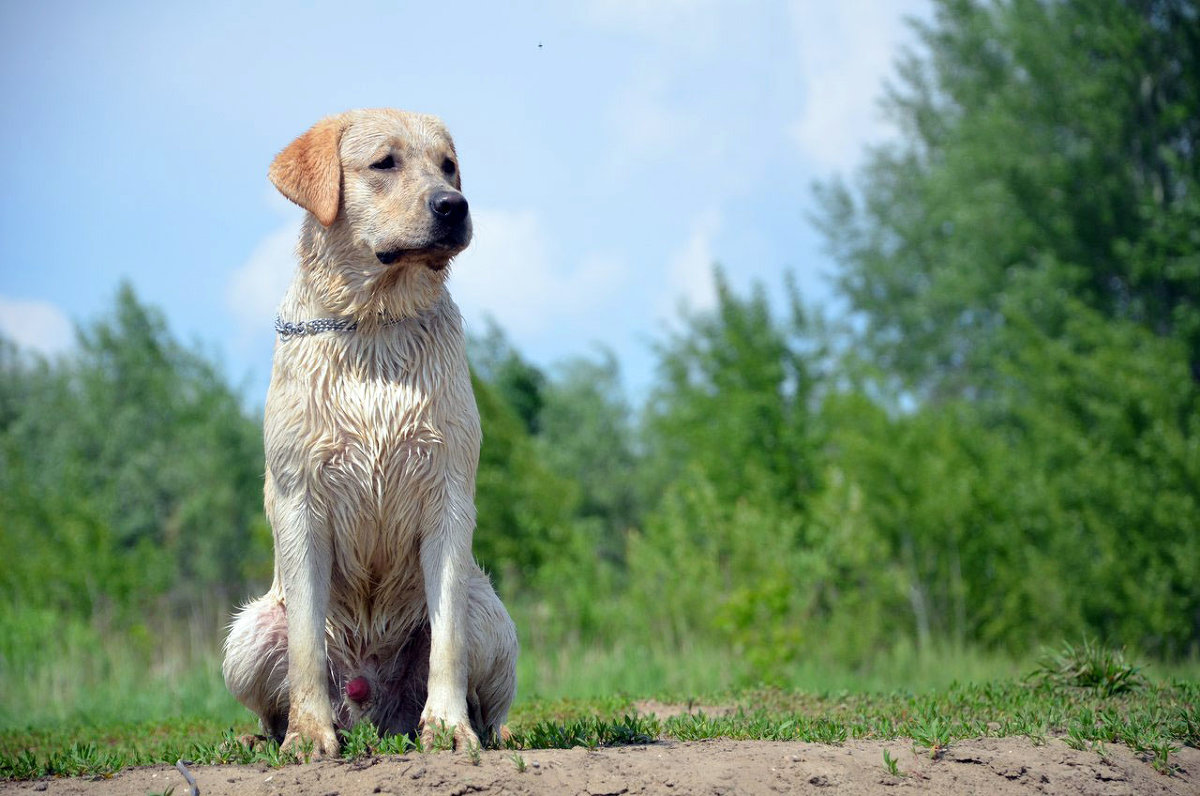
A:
<box><xmin>223</xmin><ymin>594</ymin><xmax>290</xmax><ymax>742</ymax></box>
<box><xmin>465</xmin><ymin>572</ymin><xmax>518</xmax><ymax>747</ymax></box>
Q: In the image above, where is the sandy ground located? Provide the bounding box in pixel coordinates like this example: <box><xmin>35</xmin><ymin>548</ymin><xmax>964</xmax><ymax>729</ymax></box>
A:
<box><xmin>3</xmin><ymin>737</ymin><xmax>1196</xmax><ymax>796</ymax></box>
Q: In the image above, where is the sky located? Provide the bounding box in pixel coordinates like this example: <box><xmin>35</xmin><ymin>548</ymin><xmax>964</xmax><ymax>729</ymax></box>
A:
<box><xmin>0</xmin><ymin>0</ymin><xmax>927</xmax><ymax>404</ymax></box>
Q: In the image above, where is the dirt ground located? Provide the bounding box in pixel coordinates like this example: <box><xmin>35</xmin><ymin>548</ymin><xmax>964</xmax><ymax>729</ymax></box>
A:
<box><xmin>4</xmin><ymin>737</ymin><xmax>1196</xmax><ymax>796</ymax></box>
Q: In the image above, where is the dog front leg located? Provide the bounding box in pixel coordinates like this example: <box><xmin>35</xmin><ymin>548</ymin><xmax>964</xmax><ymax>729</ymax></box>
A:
<box><xmin>275</xmin><ymin>491</ymin><xmax>340</xmax><ymax>759</ymax></box>
<box><xmin>418</xmin><ymin>490</ymin><xmax>479</xmax><ymax>751</ymax></box>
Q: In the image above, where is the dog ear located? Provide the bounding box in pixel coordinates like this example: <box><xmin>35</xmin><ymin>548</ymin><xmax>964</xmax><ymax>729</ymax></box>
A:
<box><xmin>269</xmin><ymin>116</ymin><xmax>345</xmax><ymax>227</ymax></box>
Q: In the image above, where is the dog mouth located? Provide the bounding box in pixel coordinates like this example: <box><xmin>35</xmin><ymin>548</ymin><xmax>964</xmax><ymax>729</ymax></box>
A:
<box><xmin>375</xmin><ymin>238</ymin><xmax>468</xmax><ymax>269</ymax></box>
<box><xmin>375</xmin><ymin>249</ymin><xmax>407</xmax><ymax>265</ymax></box>
<box><xmin>376</xmin><ymin>208</ymin><xmax>472</xmax><ymax>267</ymax></box>
<box><xmin>374</xmin><ymin>248</ymin><xmax>455</xmax><ymax>271</ymax></box>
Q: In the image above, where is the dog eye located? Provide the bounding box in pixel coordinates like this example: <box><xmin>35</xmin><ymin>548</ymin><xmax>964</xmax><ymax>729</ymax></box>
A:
<box><xmin>370</xmin><ymin>155</ymin><xmax>396</xmax><ymax>170</ymax></box>
<box><xmin>441</xmin><ymin>158</ymin><xmax>457</xmax><ymax>177</ymax></box>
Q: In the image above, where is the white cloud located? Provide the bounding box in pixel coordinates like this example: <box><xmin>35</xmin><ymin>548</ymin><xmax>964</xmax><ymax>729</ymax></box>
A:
<box><xmin>227</xmin><ymin>217</ymin><xmax>301</xmax><ymax>339</ymax></box>
<box><xmin>789</xmin><ymin>0</ymin><xmax>927</xmax><ymax>172</ymax></box>
<box><xmin>448</xmin><ymin>208</ymin><xmax>629</xmax><ymax>342</ymax></box>
<box><xmin>660</xmin><ymin>208</ymin><xmax>721</xmax><ymax>320</ymax></box>
<box><xmin>0</xmin><ymin>295</ymin><xmax>74</xmax><ymax>355</ymax></box>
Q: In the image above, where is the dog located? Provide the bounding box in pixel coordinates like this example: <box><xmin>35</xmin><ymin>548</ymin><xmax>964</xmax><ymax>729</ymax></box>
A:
<box><xmin>222</xmin><ymin>109</ymin><xmax>518</xmax><ymax>758</ymax></box>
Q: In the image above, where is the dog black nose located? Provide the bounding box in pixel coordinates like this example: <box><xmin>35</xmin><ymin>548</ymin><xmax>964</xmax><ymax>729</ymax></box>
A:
<box><xmin>429</xmin><ymin>191</ymin><xmax>469</xmax><ymax>225</ymax></box>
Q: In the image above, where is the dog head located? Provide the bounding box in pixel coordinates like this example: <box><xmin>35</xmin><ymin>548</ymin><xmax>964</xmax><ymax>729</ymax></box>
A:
<box><xmin>269</xmin><ymin>109</ymin><xmax>472</xmax><ymax>320</ymax></box>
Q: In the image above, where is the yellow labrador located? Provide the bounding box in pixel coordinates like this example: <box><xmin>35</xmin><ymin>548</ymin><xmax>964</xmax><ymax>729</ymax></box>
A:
<box><xmin>223</xmin><ymin>109</ymin><xmax>517</xmax><ymax>757</ymax></box>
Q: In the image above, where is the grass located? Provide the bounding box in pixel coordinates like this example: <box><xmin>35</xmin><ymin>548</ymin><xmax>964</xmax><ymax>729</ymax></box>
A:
<box><xmin>4</xmin><ymin>670</ymin><xmax>1197</xmax><ymax>778</ymax></box>
<box><xmin>882</xmin><ymin>747</ymin><xmax>904</xmax><ymax>777</ymax></box>
<box><xmin>0</xmin><ymin>615</ymin><xmax>1031</xmax><ymax>732</ymax></box>
<box><xmin>1028</xmin><ymin>638</ymin><xmax>1147</xmax><ymax>697</ymax></box>
<box><xmin>2</xmin><ymin>640</ymin><xmax>1198</xmax><ymax>781</ymax></box>
<box><xmin>515</xmin><ymin>635</ymin><xmax>1031</xmax><ymax>699</ymax></box>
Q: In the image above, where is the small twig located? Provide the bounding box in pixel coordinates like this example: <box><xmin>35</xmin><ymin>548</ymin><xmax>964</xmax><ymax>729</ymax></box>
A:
<box><xmin>175</xmin><ymin>759</ymin><xmax>200</xmax><ymax>796</ymax></box>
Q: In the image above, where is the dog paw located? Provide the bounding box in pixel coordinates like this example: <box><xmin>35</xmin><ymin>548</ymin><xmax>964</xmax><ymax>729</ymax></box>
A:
<box><xmin>280</xmin><ymin>723</ymin><xmax>340</xmax><ymax>761</ymax></box>
<box><xmin>233</xmin><ymin>733</ymin><xmax>272</xmax><ymax>751</ymax></box>
<box><xmin>419</xmin><ymin>717</ymin><xmax>481</xmax><ymax>752</ymax></box>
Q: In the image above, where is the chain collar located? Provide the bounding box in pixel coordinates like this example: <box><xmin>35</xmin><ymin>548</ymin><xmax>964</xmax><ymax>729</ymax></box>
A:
<box><xmin>274</xmin><ymin>315</ymin><xmax>404</xmax><ymax>341</ymax></box>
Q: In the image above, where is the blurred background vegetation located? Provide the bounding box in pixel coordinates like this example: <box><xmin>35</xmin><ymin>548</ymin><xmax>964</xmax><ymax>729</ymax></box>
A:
<box><xmin>2</xmin><ymin>0</ymin><xmax>1198</xmax><ymax>728</ymax></box>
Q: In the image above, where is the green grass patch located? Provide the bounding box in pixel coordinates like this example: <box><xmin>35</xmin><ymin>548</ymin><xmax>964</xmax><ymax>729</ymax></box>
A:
<box><xmin>0</xmin><ymin>608</ymin><xmax>246</xmax><ymax>730</ymax></box>
<box><xmin>1028</xmin><ymin>638</ymin><xmax>1146</xmax><ymax>697</ymax></box>
<box><xmin>513</xmin><ymin>634</ymin><xmax>1031</xmax><ymax>699</ymax></box>
<box><xmin>4</xmin><ymin>666</ymin><xmax>1198</xmax><ymax>780</ymax></box>
<box><xmin>3</xmin><ymin>638</ymin><xmax>1197</xmax><ymax>780</ymax></box>
<box><xmin>2</xmin><ymin>614</ymin><xmax>1042</xmax><ymax>733</ymax></box>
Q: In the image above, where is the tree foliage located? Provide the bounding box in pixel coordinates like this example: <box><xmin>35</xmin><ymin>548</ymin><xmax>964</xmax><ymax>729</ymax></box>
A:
<box><xmin>643</xmin><ymin>269</ymin><xmax>822</xmax><ymax>513</ymax></box>
<box><xmin>812</xmin><ymin>0</ymin><xmax>1200</xmax><ymax>655</ymax></box>
<box><xmin>817</xmin><ymin>0</ymin><xmax>1200</xmax><ymax>396</ymax></box>
<box><xmin>0</xmin><ymin>283</ymin><xmax>268</xmax><ymax>627</ymax></box>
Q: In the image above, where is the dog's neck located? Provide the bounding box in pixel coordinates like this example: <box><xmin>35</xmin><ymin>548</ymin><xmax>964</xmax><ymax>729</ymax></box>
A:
<box><xmin>280</xmin><ymin>215</ymin><xmax>454</xmax><ymax>325</ymax></box>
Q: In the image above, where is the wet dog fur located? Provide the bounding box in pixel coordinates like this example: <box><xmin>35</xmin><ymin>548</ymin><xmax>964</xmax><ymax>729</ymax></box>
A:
<box><xmin>222</xmin><ymin>109</ymin><xmax>517</xmax><ymax>757</ymax></box>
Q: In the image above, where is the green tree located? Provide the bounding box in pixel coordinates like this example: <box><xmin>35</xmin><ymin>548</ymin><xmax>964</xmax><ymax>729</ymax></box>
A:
<box><xmin>817</xmin><ymin>0</ymin><xmax>1200</xmax><ymax>397</ymax></box>
<box><xmin>988</xmin><ymin>295</ymin><xmax>1200</xmax><ymax>654</ymax></box>
<box><xmin>643</xmin><ymin>268</ymin><xmax>821</xmax><ymax>513</ymax></box>
<box><xmin>537</xmin><ymin>352</ymin><xmax>640</xmax><ymax>562</ymax></box>
<box><xmin>0</xmin><ymin>283</ymin><xmax>269</xmax><ymax>625</ymax></box>
<box><xmin>612</xmin><ymin>270</ymin><xmax>863</xmax><ymax>673</ymax></box>
<box><xmin>470</xmin><ymin>366</ymin><xmax>576</xmax><ymax>593</ymax></box>
<box><xmin>470</xmin><ymin>320</ymin><xmax>546</xmax><ymax>435</ymax></box>
<box><xmin>814</xmin><ymin>0</ymin><xmax>1200</xmax><ymax>654</ymax></box>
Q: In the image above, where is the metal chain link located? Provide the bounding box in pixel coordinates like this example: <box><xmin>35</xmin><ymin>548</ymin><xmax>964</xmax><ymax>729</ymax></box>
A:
<box><xmin>275</xmin><ymin>315</ymin><xmax>406</xmax><ymax>341</ymax></box>
<box><xmin>274</xmin><ymin>316</ymin><xmax>357</xmax><ymax>340</ymax></box>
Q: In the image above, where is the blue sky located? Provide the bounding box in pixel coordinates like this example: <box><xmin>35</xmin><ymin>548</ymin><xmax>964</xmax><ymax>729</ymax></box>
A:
<box><xmin>0</xmin><ymin>0</ymin><xmax>926</xmax><ymax>403</ymax></box>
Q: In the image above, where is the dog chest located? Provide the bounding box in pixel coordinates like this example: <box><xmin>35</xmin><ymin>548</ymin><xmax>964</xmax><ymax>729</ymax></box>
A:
<box><xmin>265</xmin><ymin>335</ymin><xmax>479</xmax><ymax>531</ymax></box>
<box><xmin>311</xmin><ymin>382</ymin><xmax>457</xmax><ymax>506</ymax></box>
